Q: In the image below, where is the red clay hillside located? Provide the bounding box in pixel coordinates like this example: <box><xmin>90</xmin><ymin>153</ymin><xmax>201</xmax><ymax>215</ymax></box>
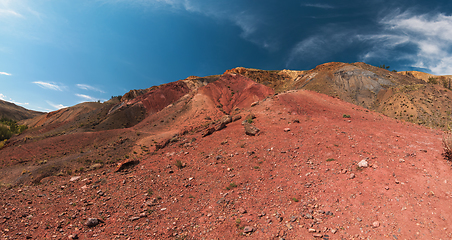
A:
<box><xmin>1</xmin><ymin>63</ymin><xmax>452</xmax><ymax>239</ymax></box>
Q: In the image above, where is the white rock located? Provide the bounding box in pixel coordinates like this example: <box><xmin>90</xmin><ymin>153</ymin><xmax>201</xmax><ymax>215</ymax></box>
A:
<box><xmin>358</xmin><ymin>159</ymin><xmax>368</xmax><ymax>168</ymax></box>
<box><xmin>70</xmin><ymin>176</ymin><xmax>81</xmax><ymax>182</ymax></box>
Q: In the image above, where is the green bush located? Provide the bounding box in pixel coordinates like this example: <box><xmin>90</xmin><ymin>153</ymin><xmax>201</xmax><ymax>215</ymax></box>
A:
<box><xmin>0</xmin><ymin>117</ymin><xmax>28</xmax><ymax>141</ymax></box>
<box><xmin>0</xmin><ymin>125</ymin><xmax>12</xmax><ymax>141</ymax></box>
<box><xmin>428</xmin><ymin>77</ymin><xmax>438</xmax><ymax>84</ymax></box>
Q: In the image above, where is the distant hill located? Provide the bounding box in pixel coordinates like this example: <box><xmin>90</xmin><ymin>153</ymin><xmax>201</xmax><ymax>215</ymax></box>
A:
<box><xmin>399</xmin><ymin>70</ymin><xmax>452</xmax><ymax>82</ymax></box>
<box><xmin>227</xmin><ymin>63</ymin><xmax>452</xmax><ymax>130</ymax></box>
<box><xmin>0</xmin><ymin>100</ymin><xmax>44</xmax><ymax>121</ymax></box>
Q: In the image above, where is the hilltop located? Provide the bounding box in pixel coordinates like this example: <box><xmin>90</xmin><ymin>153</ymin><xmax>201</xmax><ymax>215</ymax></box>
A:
<box><xmin>0</xmin><ymin>63</ymin><xmax>452</xmax><ymax>239</ymax></box>
<box><xmin>0</xmin><ymin>100</ymin><xmax>44</xmax><ymax>121</ymax></box>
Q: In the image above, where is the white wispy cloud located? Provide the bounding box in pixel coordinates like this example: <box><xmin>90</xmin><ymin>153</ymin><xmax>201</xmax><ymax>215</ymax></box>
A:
<box><xmin>360</xmin><ymin>11</ymin><xmax>452</xmax><ymax>75</ymax></box>
<box><xmin>0</xmin><ymin>93</ymin><xmax>29</xmax><ymax>105</ymax></box>
<box><xmin>303</xmin><ymin>3</ymin><xmax>335</xmax><ymax>9</ymax></box>
<box><xmin>286</xmin><ymin>10</ymin><xmax>452</xmax><ymax>75</ymax></box>
<box><xmin>46</xmin><ymin>100</ymin><xmax>67</xmax><ymax>110</ymax></box>
<box><xmin>76</xmin><ymin>84</ymin><xmax>105</xmax><ymax>93</ymax></box>
<box><xmin>287</xmin><ymin>31</ymin><xmax>353</xmax><ymax>67</ymax></box>
<box><xmin>33</xmin><ymin>81</ymin><xmax>63</xmax><ymax>91</ymax></box>
<box><xmin>102</xmin><ymin>0</ymin><xmax>274</xmax><ymax>50</ymax></box>
<box><xmin>0</xmin><ymin>8</ymin><xmax>23</xmax><ymax>18</ymax></box>
<box><xmin>75</xmin><ymin>93</ymin><xmax>98</xmax><ymax>102</ymax></box>
<box><xmin>0</xmin><ymin>71</ymin><xmax>11</xmax><ymax>76</ymax></box>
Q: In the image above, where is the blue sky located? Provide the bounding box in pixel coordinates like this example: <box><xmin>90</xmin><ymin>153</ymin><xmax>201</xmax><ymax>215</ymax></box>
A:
<box><xmin>1</xmin><ymin>0</ymin><xmax>452</xmax><ymax>112</ymax></box>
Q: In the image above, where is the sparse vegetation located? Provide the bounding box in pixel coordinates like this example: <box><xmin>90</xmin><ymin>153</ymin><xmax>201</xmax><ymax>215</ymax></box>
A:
<box><xmin>379</xmin><ymin>64</ymin><xmax>390</xmax><ymax>70</ymax></box>
<box><xmin>443</xmin><ymin>131</ymin><xmax>452</xmax><ymax>160</ymax></box>
<box><xmin>226</xmin><ymin>182</ymin><xmax>237</xmax><ymax>190</ymax></box>
<box><xmin>175</xmin><ymin>160</ymin><xmax>184</xmax><ymax>169</ymax></box>
<box><xmin>326</xmin><ymin>158</ymin><xmax>335</xmax><ymax>162</ymax></box>
<box><xmin>292</xmin><ymin>197</ymin><xmax>299</xmax><ymax>202</ymax></box>
<box><xmin>0</xmin><ymin>117</ymin><xmax>28</xmax><ymax>141</ymax></box>
<box><xmin>342</xmin><ymin>114</ymin><xmax>351</xmax><ymax>118</ymax></box>
<box><xmin>110</xmin><ymin>95</ymin><xmax>122</xmax><ymax>101</ymax></box>
<box><xmin>235</xmin><ymin>218</ymin><xmax>241</xmax><ymax>227</ymax></box>
<box><xmin>428</xmin><ymin>77</ymin><xmax>438</xmax><ymax>84</ymax></box>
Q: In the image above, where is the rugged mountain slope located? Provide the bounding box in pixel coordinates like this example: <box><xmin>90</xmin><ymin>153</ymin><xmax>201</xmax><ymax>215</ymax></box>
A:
<box><xmin>228</xmin><ymin>62</ymin><xmax>452</xmax><ymax>130</ymax></box>
<box><xmin>0</xmin><ymin>100</ymin><xmax>43</xmax><ymax>121</ymax></box>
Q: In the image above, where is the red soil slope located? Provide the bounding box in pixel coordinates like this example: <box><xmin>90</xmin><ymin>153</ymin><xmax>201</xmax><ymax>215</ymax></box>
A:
<box><xmin>1</xmin><ymin>78</ymin><xmax>451</xmax><ymax>239</ymax></box>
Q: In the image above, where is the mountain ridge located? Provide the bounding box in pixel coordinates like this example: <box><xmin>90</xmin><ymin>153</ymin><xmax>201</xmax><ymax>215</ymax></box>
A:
<box><xmin>0</xmin><ymin>99</ymin><xmax>44</xmax><ymax>121</ymax></box>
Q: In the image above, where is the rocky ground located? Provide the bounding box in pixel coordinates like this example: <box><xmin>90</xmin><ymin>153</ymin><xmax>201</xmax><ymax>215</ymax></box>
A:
<box><xmin>2</xmin><ymin>89</ymin><xmax>452</xmax><ymax>239</ymax></box>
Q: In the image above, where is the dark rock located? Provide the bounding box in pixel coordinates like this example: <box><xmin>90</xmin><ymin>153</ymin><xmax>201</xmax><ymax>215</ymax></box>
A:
<box><xmin>85</xmin><ymin>218</ymin><xmax>103</xmax><ymax>227</ymax></box>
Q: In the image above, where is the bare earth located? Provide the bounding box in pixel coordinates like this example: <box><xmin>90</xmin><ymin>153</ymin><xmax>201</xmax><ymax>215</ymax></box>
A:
<box><xmin>1</xmin><ymin>76</ymin><xmax>452</xmax><ymax>239</ymax></box>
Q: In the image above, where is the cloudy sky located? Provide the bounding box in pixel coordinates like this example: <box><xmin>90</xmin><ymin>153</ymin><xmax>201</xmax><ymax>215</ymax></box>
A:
<box><xmin>1</xmin><ymin>0</ymin><xmax>452</xmax><ymax>112</ymax></box>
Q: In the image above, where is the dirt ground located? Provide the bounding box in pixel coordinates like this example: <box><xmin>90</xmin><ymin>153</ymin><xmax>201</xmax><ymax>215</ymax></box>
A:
<box><xmin>1</xmin><ymin>84</ymin><xmax>452</xmax><ymax>239</ymax></box>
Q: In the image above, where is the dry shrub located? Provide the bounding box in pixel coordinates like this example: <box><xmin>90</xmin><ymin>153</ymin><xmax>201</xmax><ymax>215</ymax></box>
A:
<box><xmin>443</xmin><ymin>131</ymin><xmax>452</xmax><ymax>160</ymax></box>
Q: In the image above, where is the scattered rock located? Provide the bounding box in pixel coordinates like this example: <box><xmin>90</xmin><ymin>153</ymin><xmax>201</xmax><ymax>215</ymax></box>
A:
<box><xmin>69</xmin><ymin>176</ymin><xmax>81</xmax><ymax>182</ymax></box>
<box><xmin>331</xmin><ymin>228</ymin><xmax>338</xmax><ymax>234</ymax></box>
<box><xmin>283</xmin><ymin>128</ymin><xmax>290</xmax><ymax>132</ymax></box>
<box><xmin>232</xmin><ymin>115</ymin><xmax>242</xmax><ymax>122</ymax></box>
<box><xmin>85</xmin><ymin>218</ymin><xmax>103</xmax><ymax>227</ymax></box>
<box><xmin>313</xmin><ymin>233</ymin><xmax>323</xmax><ymax>238</ymax></box>
<box><xmin>243</xmin><ymin>226</ymin><xmax>254</xmax><ymax>233</ymax></box>
<box><xmin>129</xmin><ymin>216</ymin><xmax>140</xmax><ymax>221</ymax></box>
<box><xmin>89</xmin><ymin>163</ymin><xmax>103</xmax><ymax>170</ymax></box>
<box><xmin>245</xmin><ymin>113</ymin><xmax>256</xmax><ymax>120</ymax></box>
<box><xmin>244</xmin><ymin>122</ymin><xmax>260</xmax><ymax>136</ymax></box>
<box><xmin>358</xmin><ymin>159</ymin><xmax>368</xmax><ymax>168</ymax></box>
<box><xmin>202</xmin><ymin>127</ymin><xmax>216</xmax><ymax>137</ymax></box>
<box><xmin>220</xmin><ymin>115</ymin><xmax>232</xmax><ymax>125</ymax></box>
<box><xmin>251</xmin><ymin>101</ymin><xmax>259</xmax><ymax>107</ymax></box>
<box><xmin>68</xmin><ymin>234</ymin><xmax>78</xmax><ymax>239</ymax></box>
<box><xmin>115</xmin><ymin>159</ymin><xmax>139</xmax><ymax>172</ymax></box>
<box><xmin>372</xmin><ymin>221</ymin><xmax>380</xmax><ymax>228</ymax></box>
<box><xmin>308</xmin><ymin>228</ymin><xmax>317</xmax><ymax>233</ymax></box>
<box><xmin>349</xmin><ymin>173</ymin><xmax>355</xmax><ymax>179</ymax></box>
<box><xmin>238</xmin><ymin>207</ymin><xmax>247</xmax><ymax>214</ymax></box>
